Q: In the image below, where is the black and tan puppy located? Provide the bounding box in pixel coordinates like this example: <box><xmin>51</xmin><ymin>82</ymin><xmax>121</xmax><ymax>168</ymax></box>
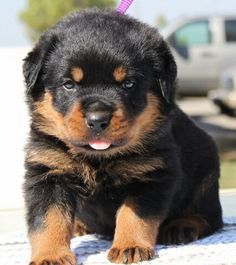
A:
<box><xmin>23</xmin><ymin>9</ymin><xmax>222</xmax><ymax>265</ymax></box>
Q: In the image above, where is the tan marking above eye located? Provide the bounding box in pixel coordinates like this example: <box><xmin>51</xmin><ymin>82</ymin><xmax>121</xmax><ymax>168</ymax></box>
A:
<box><xmin>71</xmin><ymin>67</ymin><xmax>84</xmax><ymax>83</ymax></box>
<box><xmin>113</xmin><ymin>66</ymin><xmax>127</xmax><ymax>82</ymax></box>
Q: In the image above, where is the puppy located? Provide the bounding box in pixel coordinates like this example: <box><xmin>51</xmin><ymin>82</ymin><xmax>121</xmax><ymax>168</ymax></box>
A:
<box><xmin>23</xmin><ymin>9</ymin><xmax>223</xmax><ymax>265</ymax></box>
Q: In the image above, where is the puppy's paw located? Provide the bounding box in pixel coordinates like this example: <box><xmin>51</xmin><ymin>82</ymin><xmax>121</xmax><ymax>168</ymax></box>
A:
<box><xmin>108</xmin><ymin>246</ymin><xmax>155</xmax><ymax>264</ymax></box>
<box><xmin>29</xmin><ymin>249</ymin><xmax>77</xmax><ymax>265</ymax></box>
<box><xmin>158</xmin><ymin>216</ymin><xmax>209</xmax><ymax>245</ymax></box>
<box><xmin>159</xmin><ymin>225</ymin><xmax>199</xmax><ymax>245</ymax></box>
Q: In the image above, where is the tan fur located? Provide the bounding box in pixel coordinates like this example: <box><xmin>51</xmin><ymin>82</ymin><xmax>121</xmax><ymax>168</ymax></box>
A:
<box><xmin>33</xmin><ymin>92</ymin><xmax>88</xmax><ymax>142</ymax></box>
<box><xmin>111</xmin><ymin>92</ymin><xmax>163</xmax><ymax>155</ymax></box>
<box><xmin>65</xmin><ymin>103</ymin><xmax>88</xmax><ymax>140</ymax></box>
<box><xmin>106</xmin><ymin>157</ymin><xmax>165</xmax><ymax>182</ymax></box>
<box><xmin>108</xmin><ymin>200</ymin><xmax>159</xmax><ymax>263</ymax></box>
<box><xmin>33</xmin><ymin>91</ymin><xmax>162</xmax><ymax>158</ymax></box>
<box><xmin>112</xmin><ymin>201</ymin><xmax>159</xmax><ymax>247</ymax></box>
<box><xmin>26</xmin><ymin>146</ymin><xmax>97</xmax><ymax>189</ymax></box>
<box><xmin>29</xmin><ymin>207</ymin><xmax>76</xmax><ymax>265</ymax></box>
<box><xmin>104</xmin><ymin>92</ymin><xmax>162</xmax><ymax>156</ymax></box>
<box><xmin>129</xmin><ymin>93</ymin><xmax>162</xmax><ymax>141</ymax></box>
<box><xmin>71</xmin><ymin>67</ymin><xmax>84</xmax><ymax>83</ymax></box>
<box><xmin>26</xmin><ymin>148</ymin><xmax>79</xmax><ymax>174</ymax></box>
<box><xmin>27</xmin><ymin>145</ymin><xmax>164</xmax><ymax>187</ymax></box>
<box><xmin>33</xmin><ymin>92</ymin><xmax>66</xmax><ymax>139</ymax></box>
<box><xmin>30</xmin><ymin>90</ymin><xmax>164</xmax><ymax>188</ymax></box>
<box><xmin>113</xmin><ymin>66</ymin><xmax>127</xmax><ymax>82</ymax></box>
<box><xmin>73</xmin><ymin>219</ymin><xmax>90</xmax><ymax>236</ymax></box>
<box><xmin>108</xmin><ymin>105</ymin><xmax>130</xmax><ymax>139</ymax></box>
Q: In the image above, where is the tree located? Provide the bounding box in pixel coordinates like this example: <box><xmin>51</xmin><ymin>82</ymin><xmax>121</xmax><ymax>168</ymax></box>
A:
<box><xmin>20</xmin><ymin>0</ymin><xmax>116</xmax><ymax>42</ymax></box>
<box><xmin>155</xmin><ymin>15</ymin><xmax>167</xmax><ymax>30</ymax></box>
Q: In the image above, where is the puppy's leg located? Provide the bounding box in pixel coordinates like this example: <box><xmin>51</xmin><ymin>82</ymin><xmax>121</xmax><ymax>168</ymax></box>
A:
<box><xmin>108</xmin><ymin>200</ymin><xmax>159</xmax><ymax>264</ymax></box>
<box><xmin>158</xmin><ymin>215</ymin><xmax>210</xmax><ymax>244</ymax></box>
<box><xmin>73</xmin><ymin>218</ymin><xmax>91</xmax><ymax>236</ymax></box>
<box><xmin>25</xmin><ymin>178</ymin><xmax>77</xmax><ymax>265</ymax></box>
<box><xmin>159</xmin><ymin>171</ymin><xmax>222</xmax><ymax>244</ymax></box>
<box><xmin>29</xmin><ymin>207</ymin><xmax>76</xmax><ymax>265</ymax></box>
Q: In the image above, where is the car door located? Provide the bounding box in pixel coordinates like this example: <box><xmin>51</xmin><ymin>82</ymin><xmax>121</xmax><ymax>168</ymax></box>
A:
<box><xmin>219</xmin><ymin>18</ymin><xmax>236</xmax><ymax>70</ymax></box>
<box><xmin>167</xmin><ymin>19</ymin><xmax>218</xmax><ymax>95</ymax></box>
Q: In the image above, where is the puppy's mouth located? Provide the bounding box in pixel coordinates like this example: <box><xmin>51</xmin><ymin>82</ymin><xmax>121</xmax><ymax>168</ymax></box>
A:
<box><xmin>68</xmin><ymin>138</ymin><xmax>127</xmax><ymax>152</ymax></box>
<box><xmin>88</xmin><ymin>139</ymin><xmax>112</xmax><ymax>150</ymax></box>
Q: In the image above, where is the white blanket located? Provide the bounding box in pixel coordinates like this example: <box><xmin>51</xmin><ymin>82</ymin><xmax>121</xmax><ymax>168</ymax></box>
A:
<box><xmin>1</xmin><ymin>217</ymin><xmax>236</xmax><ymax>265</ymax></box>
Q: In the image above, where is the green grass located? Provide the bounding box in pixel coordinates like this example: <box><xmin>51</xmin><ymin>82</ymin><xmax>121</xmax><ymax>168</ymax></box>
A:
<box><xmin>220</xmin><ymin>160</ymin><xmax>236</xmax><ymax>189</ymax></box>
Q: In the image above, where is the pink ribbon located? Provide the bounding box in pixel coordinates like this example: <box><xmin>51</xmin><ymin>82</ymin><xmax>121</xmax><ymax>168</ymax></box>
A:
<box><xmin>117</xmin><ymin>0</ymin><xmax>134</xmax><ymax>14</ymax></box>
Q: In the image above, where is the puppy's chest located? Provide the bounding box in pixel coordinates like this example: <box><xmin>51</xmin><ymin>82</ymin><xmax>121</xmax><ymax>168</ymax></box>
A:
<box><xmin>72</xmin><ymin>159</ymin><xmax>134</xmax><ymax>189</ymax></box>
<box><xmin>67</xmin><ymin>158</ymin><xmax>155</xmax><ymax>199</ymax></box>
<box><xmin>27</xmin><ymin>146</ymin><xmax>164</xmax><ymax>194</ymax></box>
<box><xmin>72</xmin><ymin>156</ymin><xmax>165</xmax><ymax>191</ymax></box>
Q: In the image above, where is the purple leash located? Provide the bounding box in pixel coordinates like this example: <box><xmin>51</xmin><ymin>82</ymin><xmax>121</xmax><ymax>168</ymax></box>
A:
<box><xmin>117</xmin><ymin>0</ymin><xmax>134</xmax><ymax>14</ymax></box>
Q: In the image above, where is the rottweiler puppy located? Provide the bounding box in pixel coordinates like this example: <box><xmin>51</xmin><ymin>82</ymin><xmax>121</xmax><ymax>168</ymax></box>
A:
<box><xmin>23</xmin><ymin>8</ymin><xmax>223</xmax><ymax>265</ymax></box>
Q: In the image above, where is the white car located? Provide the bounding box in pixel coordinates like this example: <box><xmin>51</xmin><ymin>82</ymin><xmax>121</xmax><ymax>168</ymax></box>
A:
<box><xmin>209</xmin><ymin>66</ymin><xmax>236</xmax><ymax>116</ymax></box>
<box><xmin>162</xmin><ymin>16</ymin><xmax>236</xmax><ymax>96</ymax></box>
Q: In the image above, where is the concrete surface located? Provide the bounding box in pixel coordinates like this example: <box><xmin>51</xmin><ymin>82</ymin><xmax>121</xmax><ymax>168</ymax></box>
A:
<box><xmin>220</xmin><ymin>189</ymin><xmax>236</xmax><ymax>218</ymax></box>
<box><xmin>178</xmin><ymin>97</ymin><xmax>236</xmax><ymax>130</ymax></box>
<box><xmin>178</xmin><ymin>97</ymin><xmax>236</xmax><ymax>153</ymax></box>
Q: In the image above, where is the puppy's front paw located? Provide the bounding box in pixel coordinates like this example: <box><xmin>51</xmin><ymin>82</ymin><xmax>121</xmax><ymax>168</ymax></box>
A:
<box><xmin>108</xmin><ymin>246</ymin><xmax>155</xmax><ymax>264</ymax></box>
<box><xmin>29</xmin><ymin>249</ymin><xmax>77</xmax><ymax>265</ymax></box>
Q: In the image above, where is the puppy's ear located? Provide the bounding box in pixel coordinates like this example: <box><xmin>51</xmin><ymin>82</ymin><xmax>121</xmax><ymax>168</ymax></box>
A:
<box><xmin>153</xmin><ymin>39</ymin><xmax>177</xmax><ymax>104</ymax></box>
<box><xmin>23</xmin><ymin>32</ymin><xmax>58</xmax><ymax>98</ymax></box>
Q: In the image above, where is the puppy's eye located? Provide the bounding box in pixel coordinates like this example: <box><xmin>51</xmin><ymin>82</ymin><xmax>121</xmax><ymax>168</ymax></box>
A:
<box><xmin>63</xmin><ymin>80</ymin><xmax>76</xmax><ymax>91</ymax></box>
<box><xmin>122</xmin><ymin>80</ymin><xmax>136</xmax><ymax>89</ymax></box>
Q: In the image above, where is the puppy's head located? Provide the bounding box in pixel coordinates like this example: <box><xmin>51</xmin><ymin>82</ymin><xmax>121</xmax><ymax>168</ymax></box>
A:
<box><xmin>24</xmin><ymin>9</ymin><xmax>177</xmax><ymax>156</ymax></box>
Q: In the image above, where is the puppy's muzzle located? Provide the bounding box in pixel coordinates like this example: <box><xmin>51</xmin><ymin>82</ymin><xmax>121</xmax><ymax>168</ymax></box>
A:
<box><xmin>85</xmin><ymin>111</ymin><xmax>111</xmax><ymax>133</ymax></box>
<box><xmin>84</xmin><ymin>101</ymin><xmax>113</xmax><ymax>134</ymax></box>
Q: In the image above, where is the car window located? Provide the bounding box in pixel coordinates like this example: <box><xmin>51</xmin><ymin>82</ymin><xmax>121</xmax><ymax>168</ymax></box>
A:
<box><xmin>172</xmin><ymin>21</ymin><xmax>211</xmax><ymax>46</ymax></box>
<box><xmin>225</xmin><ymin>20</ymin><xmax>236</xmax><ymax>42</ymax></box>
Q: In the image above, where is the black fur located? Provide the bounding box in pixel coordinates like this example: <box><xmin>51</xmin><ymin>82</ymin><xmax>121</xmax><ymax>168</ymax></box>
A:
<box><xmin>23</xmin><ymin>8</ymin><xmax>222</xmax><ymax>264</ymax></box>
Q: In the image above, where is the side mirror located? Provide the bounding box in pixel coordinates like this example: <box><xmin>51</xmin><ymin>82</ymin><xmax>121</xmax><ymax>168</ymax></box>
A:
<box><xmin>175</xmin><ymin>45</ymin><xmax>189</xmax><ymax>59</ymax></box>
<box><xmin>167</xmin><ymin>35</ymin><xmax>189</xmax><ymax>60</ymax></box>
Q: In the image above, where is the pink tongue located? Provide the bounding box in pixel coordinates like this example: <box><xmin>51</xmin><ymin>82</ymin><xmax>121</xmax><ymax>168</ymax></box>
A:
<box><xmin>89</xmin><ymin>140</ymin><xmax>111</xmax><ymax>150</ymax></box>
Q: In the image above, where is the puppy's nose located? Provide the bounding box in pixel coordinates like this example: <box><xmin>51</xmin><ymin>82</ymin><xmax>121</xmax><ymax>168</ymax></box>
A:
<box><xmin>85</xmin><ymin>112</ymin><xmax>111</xmax><ymax>133</ymax></box>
